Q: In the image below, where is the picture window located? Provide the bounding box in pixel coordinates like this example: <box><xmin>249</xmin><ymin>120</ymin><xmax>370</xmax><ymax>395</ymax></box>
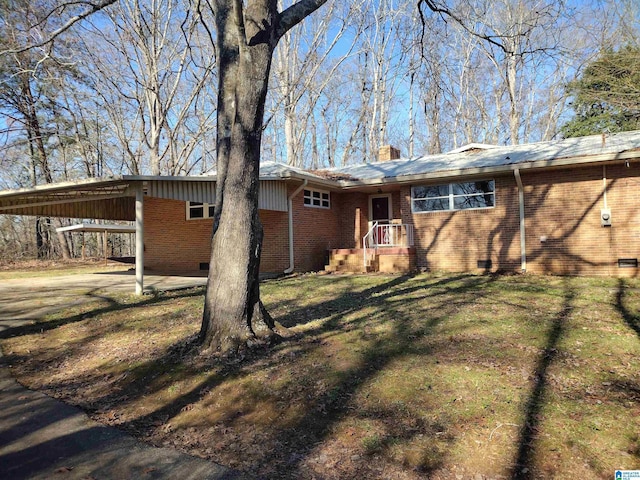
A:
<box><xmin>411</xmin><ymin>180</ymin><xmax>495</xmax><ymax>213</ymax></box>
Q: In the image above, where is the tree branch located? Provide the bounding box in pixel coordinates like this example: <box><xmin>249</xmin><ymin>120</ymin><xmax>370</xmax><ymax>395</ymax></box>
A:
<box><xmin>418</xmin><ymin>0</ymin><xmax>508</xmax><ymax>53</ymax></box>
<box><xmin>0</xmin><ymin>0</ymin><xmax>119</xmax><ymax>55</ymax></box>
<box><xmin>276</xmin><ymin>0</ymin><xmax>328</xmax><ymax>40</ymax></box>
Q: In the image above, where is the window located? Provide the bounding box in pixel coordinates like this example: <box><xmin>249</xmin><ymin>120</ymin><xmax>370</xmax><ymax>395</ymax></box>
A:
<box><xmin>303</xmin><ymin>188</ymin><xmax>330</xmax><ymax>209</ymax></box>
<box><xmin>186</xmin><ymin>201</ymin><xmax>215</xmax><ymax>220</ymax></box>
<box><xmin>411</xmin><ymin>180</ymin><xmax>495</xmax><ymax>213</ymax></box>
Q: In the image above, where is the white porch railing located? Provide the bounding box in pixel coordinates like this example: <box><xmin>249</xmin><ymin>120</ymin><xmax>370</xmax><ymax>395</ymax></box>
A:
<box><xmin>362</xmin><ymin>222</ymin><xmax>415</xmax><ymax>268</ymax></box>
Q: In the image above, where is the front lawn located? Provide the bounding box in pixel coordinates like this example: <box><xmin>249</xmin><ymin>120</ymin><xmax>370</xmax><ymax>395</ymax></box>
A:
<box><xmin>0</xmin><ymin>258</ymin><xmax>128</xmax><ymax>280</ymax></box>
<box><xmin>2</xmin><ymin>273</ymin><xmax>639</xmax><ymax>479</ymax></box>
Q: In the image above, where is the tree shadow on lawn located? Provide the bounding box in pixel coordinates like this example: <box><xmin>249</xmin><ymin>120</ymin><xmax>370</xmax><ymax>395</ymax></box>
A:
<box><xmin>6</xmin><ymin>272</ymin><xmax>508</xmax><ymax>478</ymax></box>
<box><xmin>0</xmin><ymin>287</ymin><xmax>204</xmax><ymax>341</ymax></box>
<box><xmin>616</xmin><ymin>278</ymin><xmax>640</xmax><ymax>338</ymax></box>
<box><xmin>612</xmin><ymin>278</ymin><xmax>640</xmax><ymax>464</ymax></box>
<box><xmin>0</xmin><ymin>287</ymin><xmax>206</xmax><ymax>396</ymax></box>
<box><xmin>510</xmin><ymin>280</ymin><xmax>576</xmax><ymax>480</ymax></box>
<box><xmin>254</xmin><ymin>273</ymin><xmax>507</xmax><ymax>477</ymax></box>
<box><xmin>111</xmin><ymin>273</ymin><xmax>502</xmax><ymax>478</ymax></box>
<box><xmin>276</xmin><ymin>272</ymin><xmax>480</xmax><ymax>329</ymax></box>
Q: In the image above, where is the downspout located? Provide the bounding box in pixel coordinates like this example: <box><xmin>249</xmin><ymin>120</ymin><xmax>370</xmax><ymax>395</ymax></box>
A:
<box><xmin>284</xmin><ymin>179</ymin><xmax>308</xmax><ymax>274</ymax></box>
<box><xmin>514</xmin><ymin>169</ymin><xmax>526</xmax><ymax>273</ymax></box>
<box><xmin>602</xmin><ymin>165</ymin><xmax>608</xmax><ymax>209</ymax></box>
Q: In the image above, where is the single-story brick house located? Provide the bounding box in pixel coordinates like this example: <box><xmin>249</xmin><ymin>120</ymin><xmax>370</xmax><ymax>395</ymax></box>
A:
<box><xmin>2</xmin><ymin>131</ymin><xmax>640</xmax><ymax>292</ymax></box>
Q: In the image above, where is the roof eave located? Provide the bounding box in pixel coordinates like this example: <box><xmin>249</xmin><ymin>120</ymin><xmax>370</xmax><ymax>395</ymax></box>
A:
<box><xmin>122</xmin><ymin>175</ymin><xmax>217</xmax><ymax>182</ymax></box>
<box><xmin>337</xmin><ymin>151</ymin><xmax>639</xmax><ymax>188</ymax></box>
<box><xmin>278</xmin><ymin>171</ymin><xmax>342</xmax><ymax>189</ymax></box>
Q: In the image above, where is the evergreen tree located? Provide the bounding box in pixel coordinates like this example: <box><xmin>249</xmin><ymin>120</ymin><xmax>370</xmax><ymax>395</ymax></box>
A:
<box><xmin>561</xmin><ymin>46</ymin><xmax>640</xmax><ymax>137</ymax></box>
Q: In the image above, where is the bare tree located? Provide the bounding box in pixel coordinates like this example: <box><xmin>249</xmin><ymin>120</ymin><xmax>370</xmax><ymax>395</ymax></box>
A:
<box><xmin>80</xmin><ymin>0</ymin><xmax>217</xmax><ymax>175</ymax></box>
<box><xmin>0</xmin><ymin>0</ymin><xmax>87</xmax><ymax>258</ymax></box>
<box><xmin>269</xmin><ymin>0</ymin><xmax>360</xmax><ymax>167</ymax></box>
<box><xmin>419</xmin><ymin>0</ymin><xmax>568</xmax><ymax>145</ymax></box>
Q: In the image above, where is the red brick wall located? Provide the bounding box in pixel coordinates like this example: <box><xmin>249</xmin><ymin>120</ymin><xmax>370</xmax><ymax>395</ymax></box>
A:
<box><xmin>388</xmin><ymin>164</ymin><xmax>640</xmax><ymax>276</ymax></box>
<box><xmin>400</xmin><ymin>175</ymin><xmax>521</xmax><ymax>273</ymax></box>
<box><xmin>523</xmin><ymin>164</ymin><xmax>640</xmax><ymax>276</ymax></box>
<box><xmin>144</xmin><ymin>197</ymin><xmax>213</xmax><ymax>273</ymax></box>
<box><xmin>290</xmin><ymin>184</ymin><xmax>341</xmax><ymax>272</ymax></box>
<box><xmin>143</xmin><ymin>197</ymin><xmax>288</xmax><ymax>274</ymax></box>
<box><xmin>391</xmin><ymin>191</ymin><xmax>402</xmax><ymax>219</ymax></box>
<box><xmin>260</xmin><ymin>209</ymin><xmax>289</xmax><ymax>272</ymax></box>
<box><xmin>336</xmin><ymin>192</ymin><xmax>368</xmax><ymax>248</ymax></box>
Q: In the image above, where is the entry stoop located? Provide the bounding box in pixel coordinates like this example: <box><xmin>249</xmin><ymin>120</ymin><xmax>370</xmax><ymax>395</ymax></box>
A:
<box><xmin>325</xmin><ymin>249</ymin><xmax>377</xmax><ymax>273</ymax></box>
<box><xmin>325</xmin><ymin>248</ymin><xmax>416</xmax><ymax>273</ymax></box>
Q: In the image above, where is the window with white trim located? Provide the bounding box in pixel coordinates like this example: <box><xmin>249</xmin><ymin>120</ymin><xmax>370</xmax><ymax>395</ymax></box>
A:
<box><xmin>186</xmin><ymin>201</ymin><xmax>215</xmax><ymax>220</ymax></box>
<box><xmin>303</xmin><ymin>188</ymin><xmax>330</xmax><ymax>209</ymax></box>
<box><xmin>411</xmin><ymin>180</ymin><xmax>495</xmax><ymax>212</ymax></box>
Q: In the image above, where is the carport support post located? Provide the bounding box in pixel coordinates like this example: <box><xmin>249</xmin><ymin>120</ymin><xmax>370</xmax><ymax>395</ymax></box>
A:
<box><xmin>103</xmin><ymin>230</ymin><xmax>108</xmax><ymax>265</ymax></box>
<box><xmin>135</xmin><ymin>184</ymin><xmax>144</xmax><ymax>295</ymax></box>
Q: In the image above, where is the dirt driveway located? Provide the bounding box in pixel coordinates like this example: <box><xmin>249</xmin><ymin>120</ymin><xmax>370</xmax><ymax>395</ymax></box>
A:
<box><xmin>0</xmin><ymin>271</ymin><xmax>207</xmax><ymax>330</ymax></box>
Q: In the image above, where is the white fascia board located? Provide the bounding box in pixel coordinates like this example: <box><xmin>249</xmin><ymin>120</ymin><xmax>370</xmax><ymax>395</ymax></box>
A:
<box><xmin>56</xmin><ymin>223</ymin><xmax>136</xmax><ymax>233</ymax></box>
<box><xmin>123</xmin><ymin>175</ymin><xmax>216</xmax><ymax>182</ymax></box>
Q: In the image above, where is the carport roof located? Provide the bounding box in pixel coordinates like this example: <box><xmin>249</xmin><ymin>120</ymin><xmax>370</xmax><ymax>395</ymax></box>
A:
<box><xmin>0</xmin><ymin>173</ymin><xmax>296</xmax><ymax>219</ymax></box>
<box><xmin>0</xmin><ymin>175</ymin><xmax>221</xmax><ymax>220</ymax></box>
<box><xmin>0</xmin><ymin>176</ymin><xmax>136</xmax><ymax>220</ymax></box>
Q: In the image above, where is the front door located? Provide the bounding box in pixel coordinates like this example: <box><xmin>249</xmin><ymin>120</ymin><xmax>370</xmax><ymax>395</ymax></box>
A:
<box><xmin>370</xmin><ymin>195</ymin><xmax>391</xmax><ymax>223</ymax></box>
<box><xmin>369</xmin><ymin>195</ymin><xmax>392</xmax><ymax>246</ymax></box>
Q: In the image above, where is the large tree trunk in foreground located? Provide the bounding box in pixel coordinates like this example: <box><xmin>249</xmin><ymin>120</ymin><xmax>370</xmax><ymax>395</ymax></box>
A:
<box><xmin>199</xmin><ymin>0</ymin><xmax>327</xmax><ymax>353</ymax></box>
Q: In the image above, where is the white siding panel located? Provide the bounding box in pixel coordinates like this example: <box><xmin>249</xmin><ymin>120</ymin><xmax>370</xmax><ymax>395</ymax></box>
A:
<box><xmin>259</xmin><ymin>181</ymin><xmax>287</xmax><ymax>211</ymax></box>
<box><xmin>146</xmin><ymin>179</ymin><xmax>286</xmax><ymax>211</ymax></box>
<box><xmin>147</xmin><ymin>181</ymin><xmax>216</xmax><ymax>203</ymax></box>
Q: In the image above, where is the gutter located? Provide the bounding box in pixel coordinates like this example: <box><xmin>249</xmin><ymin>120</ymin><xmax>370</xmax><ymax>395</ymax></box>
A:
<box><xmin>514</xmin><ymin>169</ymin><xmax>526</xmax><ymax>273</ymax></box>
<box><xmin>284</xmin><ymin>179</ymin><xmax>308</xmax><ymax>274</ymax></box>
<box><xmin>279</xmin><ymin>171</ymin><xmax>342</xmax><ymax>189</ymax></box>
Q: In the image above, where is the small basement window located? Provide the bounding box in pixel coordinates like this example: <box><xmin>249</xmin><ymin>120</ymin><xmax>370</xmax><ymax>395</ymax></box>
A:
<box><xmin>618</xmin><ymin>258</ymin><xmax>638</xmax><ymax>268</ymax></box>
<box><xmin>186</xmin><ymin>201</ymin><xmax>215</xmax><ymax>220</ymax></box>
<box><xmin>303</xmin><ymin>188</ymin><xmax>330</xmax><ymax>209</ymax></box>
<box><xmin>477</xmin><ymin>259</ymin><xmax>492</xmax><ymax>269</ymax></box>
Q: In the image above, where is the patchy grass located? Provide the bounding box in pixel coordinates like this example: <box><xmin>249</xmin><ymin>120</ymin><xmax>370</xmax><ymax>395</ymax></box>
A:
<box><xmin>0</xmin><ymin>258</ymin><xmax>129</xmax><ymax>280</ymax></box>
<box><xmin>2</xmin><ymin>273</ymin><xmax>640</xmax><ymax>479</ymax></box>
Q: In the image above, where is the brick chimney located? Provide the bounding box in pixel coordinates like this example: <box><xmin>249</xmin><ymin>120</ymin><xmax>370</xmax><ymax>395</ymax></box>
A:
<box><xmin>378</xmin><ymin>145</ymin><xmax>401</xmax><ymax>162</ymax></box>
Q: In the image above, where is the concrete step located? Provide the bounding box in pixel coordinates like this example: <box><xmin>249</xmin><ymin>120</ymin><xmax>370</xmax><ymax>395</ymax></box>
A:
<box><xmin>325</xmin><ymin>249</ymin><xmax>378</xmax><ymax>273</ymax></box>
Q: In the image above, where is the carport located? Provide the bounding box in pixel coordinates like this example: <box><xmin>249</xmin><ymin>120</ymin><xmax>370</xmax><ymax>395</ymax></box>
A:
<box><xmin>0</xmin><ymin>176</ymin><xmax>216</xmax><ymax>295</ymax></box>
<box><xmin>55</xmin><ymin>222</ymin><xmax>137</xmax><ymax>264</ymax></box>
